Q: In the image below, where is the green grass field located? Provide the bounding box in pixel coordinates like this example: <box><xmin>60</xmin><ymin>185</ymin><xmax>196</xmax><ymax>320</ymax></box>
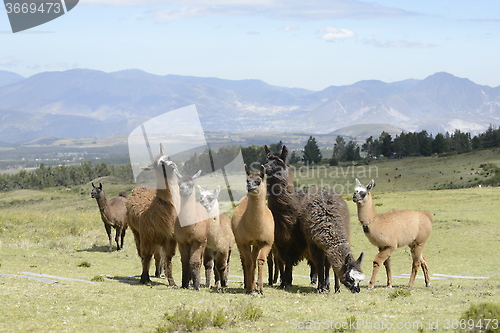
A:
<box><xmin>1</xmin><ymin>150</ymin><xmax>500</xmax><ymax>332</ymax></box>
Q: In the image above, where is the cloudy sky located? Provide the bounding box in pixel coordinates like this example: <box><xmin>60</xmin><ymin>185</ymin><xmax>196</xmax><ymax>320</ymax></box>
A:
<box><xmin>1</xmin><ymin>0</ymin><xmax>499</xmax><ymax>90</ymax></box>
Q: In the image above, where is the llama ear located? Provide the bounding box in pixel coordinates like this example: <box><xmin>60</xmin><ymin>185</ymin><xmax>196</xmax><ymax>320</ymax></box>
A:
<box><xmin>159</xmin><ymin>143</ymin><xmax>165</xmax><ymax>155</ymax></box>
<box><xmin>214</xmin><ymin>186</ymin><xmax>221</xmax><ymax>197</ymax></box>
<box><xmin>366</xmin><ymin>180</ymin><xmax>375</xmax><ymax>191</ymax></box>
<box><xmin>174</xmin><ymin>169</ymin><xmax>183</xmax><ymax>179</ymax></box>
<box><xmin>244</xmin><ymin>164</ymin><xmax>251</xmax><ymax>176</ymax></box>
<box><xmin>192</xmin><ymin>170</ymin><xmax>202</xmax><ymax>180</ymax></box>
<box><xmin>99</xmin><ymin>183</ymin><xmax>103</xmax><ymax>189</ymax></box>
<box><xmin>260</xmin><ymin>165</ymin><xmax>266</xmax><ymax>179</ymax></box>
<box><xmin>355</xmin><ymin>179</ymin><xmax>362</xmax><ymax>188</ymax></box>
<box><xmin>281</xmin><ymin>145</ymin><xmax>289</xmax><ymax>162</ymax></box>
<box><xmin>264</xmin><ymin>145</ymin><xmax>271</xmax><ymax>156</ymax></box>
<box><xmin>92</xmin><ymin>183</ymin><xmax>95</xmax><ymax>188</ymax></box>
<box><xmin>357</xmin><ymin>252</ymin><xmax>364</xmax><ymax>264</ymax></box>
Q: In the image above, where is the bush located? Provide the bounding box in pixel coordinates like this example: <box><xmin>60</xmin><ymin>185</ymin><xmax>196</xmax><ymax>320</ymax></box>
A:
<box><xmin>458</xmin><ymin>303</ymin><xmax>500</xmax><ymax>333</ymax></box>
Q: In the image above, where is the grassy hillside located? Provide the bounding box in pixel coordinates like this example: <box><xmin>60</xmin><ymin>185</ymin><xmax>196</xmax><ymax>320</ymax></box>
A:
<box><xmin>1</xmin><ymin>153</ymin><xmax>499</xmax><ymax>332</ymax></box>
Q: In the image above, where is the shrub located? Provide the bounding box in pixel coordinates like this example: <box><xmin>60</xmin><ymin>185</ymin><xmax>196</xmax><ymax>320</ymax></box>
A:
<box><xmin>78</xmin><ymin>261</ymin><xmax>91</xmax><ymax>268</ymax></box>
<box><xmin>388</xmin><ymin>289</ymin><xmax>411</xmax><ymax>299</ymax></box>
<box><xmin>458</xmin><ymin>303</ymin><xmax>500</xmax><ymax>333</ymax></box>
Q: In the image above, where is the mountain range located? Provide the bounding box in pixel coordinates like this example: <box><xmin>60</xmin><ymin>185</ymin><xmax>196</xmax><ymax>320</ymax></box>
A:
<box><xmin>0</xmin><ymin>69</ymin><xmax>499</xmax><ymax>144</ymax></box>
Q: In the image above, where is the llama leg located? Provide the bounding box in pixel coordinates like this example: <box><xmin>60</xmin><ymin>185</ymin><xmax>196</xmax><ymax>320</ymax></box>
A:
<box><xmin>383</xmin><ymin>256</ymin><xmax>392</xmax><ymax>288</ymax></box>
<box><xmin>115</xmin><ymin>227</ymin><xmax>121</xmax><ymax>251</ymax></box>
<box><xmin>132</xmin><ymin>229</ymin><xmax>141</xmax><ymax>258</ymax></box>
<box><xmin>267</xmin><ymin>252</ymin><xmax>274</xmax><ymax>286</ymax></box>
<box><xmin>178</xmin><ymin>243</ymin><xmax>191</xmax><ymax>289</ymax></box>
<box><xmin>369</xmin><ymin>246</ymin><xmax>395</xmax><ymax>289</ymax></box>
<box><xmin>164</xmin><ymin>239</ymin><xmax>177</xmax><ymax>287</ymax></box>
<box><xmin>275</xmin><ymin>256</ymin><xmax>283</xmax><ymax>285</ymax></box>
<box><xmin>309</xmin><ymin>245</ymin><xmax>326</xmax><ymax>292</ymax></box>
<box><xmin>334</xmin><ymin>273</ymin><xmax>340</xmax><ymax>293</ymax></box>
<box><xmin>154</xmin><ymin>249</ymin><xmax>162</xmax><ymax>278</ymax></box>
<box><xmin>220</xmin><ymin>249</ymin><xmax>231</xmax><ymax>288</ymax></box>
<box><xmin>204</xmin><ymin>249</ymin><xmax>214</xmax><ymax>288</ymax></box>
<box><xmin>325</xmin><ymin>259</ymin><xmax>331</xmax><ymax>292</ymax></box>
<box><xmin>189</xmin><ymin>241</ymin><xmax>205</xmax><ymax>291</ymax></box>
<box><xmin>140</xmin><ymin>253</ymin><xmax>153</xmax><ymax>284</ymax></box>
<box><xmin>120</xmin><ymin>228</ymin><xmax>126</xmax><ymax>250</ymax></box>
<box><xmin>238</xmin><ymin>244</ymin><xmax>253</xmax><ymax>293</ymax></box>
<box><xmin>215</xmin><ymin>252</ymin><xmax>227</xmax><ymax>288</ymax></box>
<box><xmin>104</xmin><ymin>223</ymin><xmax>113</xmax><ymax>253</ymax></box>
<box><xmin>420</xmin><ymin>254</ymin><xmax>431</xmax><ymax>287</ymax></box>
<box><xmin>309</xmin><ymin>260</ymin><xmax>317</xmax><ymax>285</ymax></box>
<box><xmin>256</xmin><ymin>243</ymin><xmax>272</xmax><ymax>294</ymax></box>
<box><xmin>409</xmin><ymin>245</ymin><xmax>425</xmax><ymax>287</ymax></box>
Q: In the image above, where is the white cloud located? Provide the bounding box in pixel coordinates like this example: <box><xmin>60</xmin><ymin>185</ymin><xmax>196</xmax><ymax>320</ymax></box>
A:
<box><xmin>319</xmin><ymin>26</ymin><xmax>356</xmax><ymax>42</ymax></box>
<box><xmin>281</xmin><ymin>25</ymin><xmax>298</xmax><ymax>31</ymax></box>
<box><xmin>362</xmin><ymin>39</ymin><xmax>435</xmax><ymax>49</ymax></box>
<box><xmin>90</xmin><ymin>0</ymin><xmax>417</xmax><ymax>21</ymax></box>
<box><xmin>0</xmin><ymin>56</ymin><xmax>20</xmax><ymax>68</ymax></box>
<box><xmin>45</xmin><ymin>62</ymin><xmax>69</xmax><ymax>69</ymax></box>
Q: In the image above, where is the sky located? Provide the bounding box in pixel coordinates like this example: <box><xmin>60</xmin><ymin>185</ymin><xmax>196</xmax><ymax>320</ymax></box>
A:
<box><xmin>0</xmin><ymin>0</ymin><xmax>499</xmax><ymax>91</ymax></box>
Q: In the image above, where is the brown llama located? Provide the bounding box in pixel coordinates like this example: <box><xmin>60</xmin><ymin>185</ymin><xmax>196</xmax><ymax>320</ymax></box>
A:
<box><xmin>198</xmin><ymin>185</ymin><xmax>234</xmax><ymax>288</ymax></box>
<box><xmin>265</xmin><ymin>145</ymin><xmax>364</xmax><ymax>293</ymax></box>
<box><xmin>126</xmin><ymin>144</ymin><xmax>180</xmax><ymax>285</ymax></box>
<box><xmin>353</xmin><ymin>179</ymin><xmax>432</xmax><ymax>289</ymax></box>
<box><xmin>231</xmin><ymin>164</ymin><xmax>274</xmax><ymax>294</ymax></box>
<box><xmin>91</xmin><ymin>183</ymin><xmax>128</xmax><ymax>252</ymax></box>
<box><xmin>174</xmin><ymin>170</ymin><xmax>210</xmax><ymax>291</ymax></box>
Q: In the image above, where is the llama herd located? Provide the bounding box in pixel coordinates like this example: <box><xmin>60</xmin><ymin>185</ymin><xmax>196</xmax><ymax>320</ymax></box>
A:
<box><xmin>91</xmin><ymin>144</ymin><xmax>433</xmax><ymax>294</ymax></box>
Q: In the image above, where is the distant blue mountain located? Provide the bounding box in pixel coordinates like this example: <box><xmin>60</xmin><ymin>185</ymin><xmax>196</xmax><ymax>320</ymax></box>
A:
<box><xmin>0</xmin><ymin>69</ymin><xmax>498</xmax><ymax>143</ymax></box>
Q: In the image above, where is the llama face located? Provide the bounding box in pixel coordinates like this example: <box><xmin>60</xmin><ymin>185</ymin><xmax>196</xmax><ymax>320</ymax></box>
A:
<box><xmin>340</xmin><ymin>252</ymin><xmax>365</xmax><ymax>293</ymax></box>
<box><xmin>177</xmin><ymin>170</ymin><xmax>201</xmax><ymax>198</ymax></box>
<box><xmin>245</xmin><ymin>164</ymin><xmax>265</xmax><ymax>194</ymax></box>
<box><xmin>91</xmin><ymin>183</ymin><xmax>103</xmax><ymax>199</ymax></box>
<box><xmin>263</xmin><ymin>145</ymin><xmax>288</xmax><ymax>180</ymax></box>
<box><xmin>353</xmin><ymin>179</ymin><xmax>375</xmax><ymax>204</ymax></box>
<box><xmin>198</xmin><ymin>185</ymin><xmax>220</xmax><ymax>213</ymax></box>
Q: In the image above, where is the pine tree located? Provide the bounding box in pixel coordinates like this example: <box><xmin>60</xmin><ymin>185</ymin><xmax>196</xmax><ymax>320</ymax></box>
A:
<box><xmin>303</xmin><ymin>136</ymin><xmax>322</xmax><ymax>165</ymax></box>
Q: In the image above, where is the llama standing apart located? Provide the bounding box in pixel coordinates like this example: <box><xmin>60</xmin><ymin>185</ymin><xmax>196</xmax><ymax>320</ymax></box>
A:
<box><xmin>91</xmin><ymin>183</ymin><xmax>128</xmax><ymax>253</ymax></box>
<box><xmin>174</xmin><ymin>170</ymin><xmax>210</xmax><ymax>291</ymax></box>
<box><xmin>198</xmin><ymin>185</ymin><xmax>234</xmax><ymax>288</ymax></box>
<box><xmin>126</xmin><ymin>145</ymin><xmax>180</xmax><ymax>285</ymax></box>
<box><xmin>231</xmin><ymin>164</ymin><xmax>274</xmax><ymax>294</ymax></box>
<box><xmin>353</xmin><ymin>179</ymin><xmax>432</xmax><ymax>289</ymax></box>
<box><xmin>265</xmin><ymin>145</ymin><xmax>364</xmax><ymax>293</ymax></box>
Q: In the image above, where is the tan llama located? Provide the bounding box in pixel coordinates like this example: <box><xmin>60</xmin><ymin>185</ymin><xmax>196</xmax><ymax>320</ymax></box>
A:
<box><xmin>231</xmin><ymin>164</ymin><xmax>274</xmax><ymax>294</ymax></box>
<box><xmin>353</xmin><ymin>179</ymin><xmax>432</xmax><ymax>289</ymax></box>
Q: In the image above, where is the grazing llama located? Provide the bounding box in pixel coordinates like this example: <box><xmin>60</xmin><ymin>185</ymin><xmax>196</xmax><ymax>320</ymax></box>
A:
<box><xmin>91</xmin><ymin>183</ymin><xmax>128</xmax><ymax>252</ymax></box>
<box><xmin>265</xmin><ymin>145</ymin><xmax>364</xmax><ymax>293</ymax></box>
<box><xmin>198</xmin><ymin>185</ymin><xmax>234</xmax><ymax>288</ymax></box>
<box><xmin>353</xmin><ymin>179</ymin><xmax>432</xmax><ymax>289</ymax></box>
<box><xmin>174</xmin><ymin>170</ymin><xmax>210</xmax><ymax>291</ymax></box>
<box><xmin>231</xmin><ymin>164</ymin><xmax>274</xmax><ymax>294</ymax></box>
<box><xmin>126</xmin><ymin>145</ymin><xmax>179</xmax><ymax>285</ymax></box>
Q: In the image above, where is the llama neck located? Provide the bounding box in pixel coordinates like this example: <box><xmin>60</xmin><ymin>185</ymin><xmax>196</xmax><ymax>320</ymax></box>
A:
<box><xmin>207</xmin><ymin>200</ymin><xmax>220</xmax><ymax>219</ymax></box>
<box><xmin>95</xmin><ymin>193</ymin><xmax>107</xmax><ymax>213</ymax></box>
<box><xmin>247</xmin><ymin>185</ymin><xmax>267</xmax><ymax>216</ymax></box>
<box><xmin>266</xmin><ymin>170</ymin><xmax>296</xmax><ymax>208</ymax></box>
<box><xmin>357</xmin><ymin>193</ymin><xmax>376</xmax><ymax>225</ymax></box>
<box><xmin>178</xmin><ymin>191</ymin><xmax>197</xmax><ymax>226</ymax></box>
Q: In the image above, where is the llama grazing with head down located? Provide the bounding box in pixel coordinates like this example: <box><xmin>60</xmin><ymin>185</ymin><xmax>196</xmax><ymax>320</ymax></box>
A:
<box><xmin>231</xmin><ymin>164</ymin><xmax>274</xmax><ymax>294</ymax></box>
<box><xmin>353</xmin><ymin>179</ymin><xmax>432</xmax><ymax>289</ymax></box>
<box><xmin>198</xmin><ymin>185</ymin><xmax>234</xmax><ymax>288</ymax></box>
<box><xmin>126</xmin><ymin>144</ymin><xmax>180</xmax><ymax>285</ymax></box>
<box><xmin>174</xmin><ymin>170</ymin><xmax>210</xmax><ymax>291</ymax></box>
<box><xmin>264</xmin><ymin>145</ymin><xmax>364</xmax><ymax>293</ymax></box>
<box><xmin>91</xmin><ymin>183</ymin><xmax>128</xmax><ymax>252</ymax></box>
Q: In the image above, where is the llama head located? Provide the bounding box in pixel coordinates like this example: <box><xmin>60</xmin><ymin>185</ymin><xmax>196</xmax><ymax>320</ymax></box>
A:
<box><xmin>91</xmin><ymin>182</ymin><xmax>103</xmax><ymax>199</ymax></box>
<box><xmin>340</xmin><ymin>252</ymin><xmax>365</xmax><ymax>293</ymax></box>
<box><xmin>143</xmin><ymin>144</ymin><xmax>178</xmax><ymax>182</ymax></box>
<box><xmin>245</xmin><ymin>164</ymin><xmax>265</xmax><ymax>195</ymax></box>
<box><xmin>176</xmin><ymin>169</ymin><xmax>202</xmax><ymax>198</ymax></box>
<box><xmin>353</xmin><ymin>179</ymin><xmax>375</xmax><ymax>204</ymax></box>
<box><xmin>263</xmin><ymin>145</ymin><xmax>289</xmax><ymax>180</ymax></box>
<box><xmin>198</xmin><ymin>185</ymin><xmax>220</xmax><ymax>213</ymax></box>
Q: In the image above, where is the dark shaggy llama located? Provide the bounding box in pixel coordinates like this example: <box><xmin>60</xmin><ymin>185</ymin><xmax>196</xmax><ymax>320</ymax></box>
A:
<box><xmin>91</xmin><ymin>183</ymin><xmax>128</xmax><ymax>252</ymax></box>
<box><xmin>264</xmin><ymin>145</ymin><xmax>364</xmax><ymax>293</ymax></box>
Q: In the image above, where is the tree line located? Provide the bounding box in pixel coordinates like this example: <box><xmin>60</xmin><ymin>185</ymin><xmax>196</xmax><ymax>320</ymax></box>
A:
<box><xmin>0</xmin><ymin>161</ymin><xmax>133</xmax><ymax>192</ymax></box>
